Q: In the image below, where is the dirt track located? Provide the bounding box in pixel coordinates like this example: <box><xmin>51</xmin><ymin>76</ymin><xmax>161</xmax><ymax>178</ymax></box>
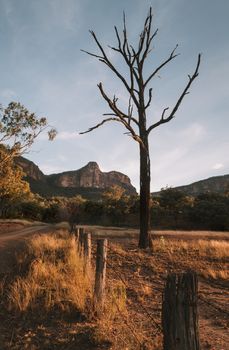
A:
<box><xmin>0</xmin><ymin>224</ymin><xmax>51</xmax><ymax>274</ymax></box>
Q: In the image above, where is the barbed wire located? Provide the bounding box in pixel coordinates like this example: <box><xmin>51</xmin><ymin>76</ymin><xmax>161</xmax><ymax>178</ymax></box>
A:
<box><xmin>199</xmin><ymin>295</ymin><xmax>229</xmax><ymax>317</ymax></box>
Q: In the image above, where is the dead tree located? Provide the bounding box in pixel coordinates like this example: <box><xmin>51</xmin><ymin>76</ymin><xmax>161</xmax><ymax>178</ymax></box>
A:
<box><xmin>80</xmin><ymin>8</ymin><xmax>201</xmax><ymax>248</ymax></box>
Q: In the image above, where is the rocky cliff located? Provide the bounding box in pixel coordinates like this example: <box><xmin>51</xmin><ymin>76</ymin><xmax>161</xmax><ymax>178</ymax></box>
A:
<box><xmin>16</xmin><ymin>157</ymin><xmax>45</xmax><ymax>181</ymax></box>
<box><xmin>16</xmin><ymin>157</ymin><xmax>137</xmax><ymax>199</ymax></box>
<box><xmin>48</xmin><ymin>162</ymin><xmax>133</xmax><ymax>190</ymax></box>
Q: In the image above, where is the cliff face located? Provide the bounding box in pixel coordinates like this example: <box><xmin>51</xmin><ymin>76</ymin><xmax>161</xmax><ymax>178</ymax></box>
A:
<box><xmin>15</xmin><ymin>157</ymin><xmax>45</xmax><ymax>181</ymax></box>
<box><xmin>49</xmin><ymin>162</ymin><xmax>134</xmax><ymax>191</ymax></box>
<box><xmin>16</xmin><ymin>158</ymin><xmax>137</xmax><ymax>198</ymax></box>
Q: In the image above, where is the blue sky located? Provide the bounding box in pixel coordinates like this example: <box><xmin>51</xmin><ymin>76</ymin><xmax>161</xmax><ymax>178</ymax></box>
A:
<box><xmin>0</xmin><ymin>0</ymin><xmax>228</xmax><ymax>191</ymax></box>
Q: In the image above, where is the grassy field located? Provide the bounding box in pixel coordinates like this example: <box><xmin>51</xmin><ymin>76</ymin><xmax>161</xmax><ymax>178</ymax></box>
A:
<box><xmin>0</xmin><ymin>224</ymin><xmax>228</xmax><ymax>349</ymax></box>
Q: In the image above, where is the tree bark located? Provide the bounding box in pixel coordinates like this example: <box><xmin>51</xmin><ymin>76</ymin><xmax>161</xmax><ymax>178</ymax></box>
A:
<box><xmin>138</xmin><ymin>134</ymin><xmax>151</xmax><ymax>248</ymax></box>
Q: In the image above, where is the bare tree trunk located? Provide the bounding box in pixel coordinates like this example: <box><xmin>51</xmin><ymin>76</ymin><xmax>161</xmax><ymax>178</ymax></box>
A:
<box><xmin>138</xmin><ymin>135</ymin><xmax>151</xmax><ymax>248</ymax></box>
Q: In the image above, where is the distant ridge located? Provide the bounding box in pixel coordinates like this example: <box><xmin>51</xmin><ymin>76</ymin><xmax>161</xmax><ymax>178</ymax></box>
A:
<box><xmin>16</xmin><ymin>157</ymin><xmax>229</xmax><ymax>199</ymax></box>
<box><xmin>16</xmin><ymin>157</ymin><xmax>137</xmax><ymax>200</ymax></box>
<box><xmin>153</xmin><ymin>174</ymin><xmax>229</xmax><ymax>196</ymax></box>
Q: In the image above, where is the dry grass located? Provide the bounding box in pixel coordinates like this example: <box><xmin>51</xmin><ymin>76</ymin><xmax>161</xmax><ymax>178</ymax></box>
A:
<box><xmin>2</xmin><ymin>227</ymin><xmax>228</xmax><ymax>349</ymax></box>
<box><xmin>153</xmin><ymin>236</ymin><xmax>229</xmax><ymax>259</ymax></box>
<box><xmin>8</xmin><ymin>230</ymin><xmax>93</xmax><ymax>313</ymax></box>
<box><xmin>152</xmin><ymin>237</ymin><xmax>229</xmax><ymax>280</ymax></box>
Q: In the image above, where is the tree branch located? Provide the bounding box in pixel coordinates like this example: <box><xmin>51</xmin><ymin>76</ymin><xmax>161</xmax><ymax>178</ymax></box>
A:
<box><xmin>97</xmin><ymin>83</ymin><xmax>140</xmax><ymax>132</ymax></box>
<box><xmin>79</xmin><ymin>117</ymin><xmax>122</xmax><ymax>134</ymax></box>
<box><xmin>147</xmin><ymin>54</ymin><xmax>201</xmax><ymax>134</ymax></box>
<box><xmin>80</xmin><ymin>83</ymin><xmax>146</xmax><ymax>148</ymax></box>
<box><xmin>145</xmin><ymin>88</ymin><xmax>153</xmax><ymax>109</ymax></box>
<box><xmin>82</xmin><ymin>30</ymin><xmax>140</xmax><ymax>108</ymax></box>
<box><xmin>144</xmin><ymin>44</ymin><xmax>179</xmax><ymax>88</ymax></box>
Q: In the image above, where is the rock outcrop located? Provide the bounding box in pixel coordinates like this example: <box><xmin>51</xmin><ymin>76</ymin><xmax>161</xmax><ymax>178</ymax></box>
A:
<box><xmin>16</xmin><ymin>157</ymin><xmax>137</xmax><ymax>199</ymax></box>
<box><xmin>15</xmin><ymin>157</ymin><xmax>45</xmax><ymax>181</ymax></box>
<box><xmin>49</xmin><ymin>162</ymin><xmax>134</xmax><ymax>191</ymax></box>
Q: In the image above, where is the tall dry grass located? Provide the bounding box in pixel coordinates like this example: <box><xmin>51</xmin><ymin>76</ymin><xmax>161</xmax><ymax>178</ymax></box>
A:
<box><xmin>8</xmin><ymin>230</ymin><xmax>92</xmax><ymax>313</ymax></box>
<box><xmin>153</xmin><ymin>237</ymin><xmax>229</xmax><ymax>259</ymax></box>
<box><xmin>153</xmin><ymin>237</ymin><xmax>229</xmax><ymax>280</ymax></box>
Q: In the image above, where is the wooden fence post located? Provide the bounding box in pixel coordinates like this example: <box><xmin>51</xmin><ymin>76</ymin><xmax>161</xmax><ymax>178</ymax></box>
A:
<box><xmin>83</xmin><ymin>232</ymin><xmax>91</xmax><ymax>270</ymax></box>
<box><xmin>78</xmin><ymin>227</ymin><xmax>84</xmax><ymax>253</ymax></box>
<box><xmin>75</xmin><ymin>228</ymin><xmax>80</xmax><ymax>241</ymax></box>
<box><xmin>94</xmin><ymin>239</ymin><xmax>107</xmax><ymax>315</ymax></box>
<box><xmin>162</xmin><ymin>272</ymin><xmax>200</xmax><ymax>350</ymax></box>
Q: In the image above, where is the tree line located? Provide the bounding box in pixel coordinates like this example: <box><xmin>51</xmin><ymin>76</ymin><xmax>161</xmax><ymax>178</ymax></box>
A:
<box><xmin>1</xmin><ymin>185</ymin><xmax>228</xmax><ymax>231</ymax></box>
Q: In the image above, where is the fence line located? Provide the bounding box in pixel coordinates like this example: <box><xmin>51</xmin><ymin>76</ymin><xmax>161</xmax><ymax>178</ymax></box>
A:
<box><xmin>72</xmin><ymin>226</ymin><xmax>226</xmax><ymax>350</ymax></box>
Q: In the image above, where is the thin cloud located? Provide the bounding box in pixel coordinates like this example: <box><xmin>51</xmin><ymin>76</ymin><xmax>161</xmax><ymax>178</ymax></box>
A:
<box><xmin>212</xmin><ymin>163</ymin><xmax>224</xmax><ymax>170</ymax></box>
<box><xmin>0</xmin><ymin>88</ymin><xmax>16</xmax><ymax>100</ymax></box>
<box><xmin>57</xmin><ymin>131</ymin><xmax>80</xmax><ymax>140</ymax></box>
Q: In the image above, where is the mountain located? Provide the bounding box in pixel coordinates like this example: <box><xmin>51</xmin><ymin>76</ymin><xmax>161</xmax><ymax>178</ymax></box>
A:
<box><xmin>16</xmin><ymin>157</ymin><xmax>229</xmax><ymax>199</ymax></box>
<box><xmin>15</xmin><ymin>157</ymin><xmax>137</xmax><ymax>200</ymax></box>
<box><xmin>153</xmin><ymin>174</ymin><xmax>229</xmax><ymax>197</ymax></box>
<box><xmin>16</xmin><ymin>157</ymin><xmax>46</xmax><ymax>182</ymax></box>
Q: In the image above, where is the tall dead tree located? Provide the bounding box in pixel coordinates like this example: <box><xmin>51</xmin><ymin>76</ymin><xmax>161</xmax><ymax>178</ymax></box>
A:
<box><xmin>80</xmin><ymin>8</ymin><xmax>201</xmax><ymax>248</ymax></box>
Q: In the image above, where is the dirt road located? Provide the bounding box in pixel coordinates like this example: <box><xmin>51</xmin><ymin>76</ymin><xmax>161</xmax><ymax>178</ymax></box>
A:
<box><xmin>0</xmin><ymin>224</ymin><xmax>52</xmax><ymax>274</ymax></box>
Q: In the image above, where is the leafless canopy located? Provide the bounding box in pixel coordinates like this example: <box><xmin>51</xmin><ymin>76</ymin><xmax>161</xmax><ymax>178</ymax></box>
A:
<box><xmin>80</xmin><ymin>7</ymin><xmax>201</xmax><ymax>149</ymax></box>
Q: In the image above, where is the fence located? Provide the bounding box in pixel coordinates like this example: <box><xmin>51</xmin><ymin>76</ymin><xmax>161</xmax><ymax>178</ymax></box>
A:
<box><xmin>72</xmin><ymin>226</ymin><xmax>221</xmax><ymax>350</ymax></box>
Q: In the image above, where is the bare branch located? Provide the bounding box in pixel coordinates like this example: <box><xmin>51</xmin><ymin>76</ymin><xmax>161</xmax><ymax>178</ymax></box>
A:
<box><xmin>82</xmin><ymin>30</ymin><xmax>140</xmax><ymax>108</ymax></box>
<box><xmin>97</xmin><ymin>83</ymin><xmax>139</xmax><ymax>129</ymax></box>
<box><xmin>114</xmin><ymin>26</ymin><xmax>121</xmax><ymax>49</ymax></box>
<box><xmin>144</xmin><ymin>44</ymin><xmax>179</xmax><ymax>88</ymax></box>
<box><xmin>80</xmin><ymin>49</ymin><xmax>103</xmax><ymax>60</ymax></box>
<box><xmin>80</xmin><ymin>83</ymin><xmax>146</xmax><ymax>147</ymax></box>
<box><xmin>145</xmin><ymin>88</ymin><xmax>152</xmax><ymax>109</ymax></box>
<box><xmin>147</xmin><ymin>54</ymin><xmax>201</xmax><ymax>134</ymax></box>
<box><xmin>79</xmin><ymin>117</ymin><xmax>122</xmax><ymax>134</ymax></box>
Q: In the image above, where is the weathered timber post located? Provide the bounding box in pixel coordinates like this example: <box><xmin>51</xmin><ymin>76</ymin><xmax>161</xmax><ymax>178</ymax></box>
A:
<box><xmin>75</xmin><ymin>227</ymin><xmax>80</xmax><ymax>241</ymax></box>
<box><xmin>78</xmin><ymin>227</ymin><xmax>85</xmax><ymax>254</ymax></box>
<box><xmin>162</xmin><ymin>272</ymin><xmax>200</xmax><ymax>350</ymax></box>
<box><xmin>94</xmin><ymin>239</ymin><xmax>107</xmax><ymax>316</ymax></box>
<box><xmin>83</xmin><ymin>232</ymin><xmax>92</xmax><ymax>271</ymax></box>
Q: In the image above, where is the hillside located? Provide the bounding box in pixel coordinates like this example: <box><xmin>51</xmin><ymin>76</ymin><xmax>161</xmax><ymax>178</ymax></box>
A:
<box><xmin>15</xmin><ymin>157</ymin><xmax>137</xmax><ymax>199</ymax></box>
<box><xmin>153</xmin><ymin>174</ymin><xmax>229</xmax><ymax>197</ymax></box>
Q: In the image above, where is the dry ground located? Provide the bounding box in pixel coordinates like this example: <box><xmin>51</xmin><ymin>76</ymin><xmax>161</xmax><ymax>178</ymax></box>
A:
<box><xmin>0</xmin><ymin>222</ymin><xmax>228</xmax><ymax>349</ymax></box>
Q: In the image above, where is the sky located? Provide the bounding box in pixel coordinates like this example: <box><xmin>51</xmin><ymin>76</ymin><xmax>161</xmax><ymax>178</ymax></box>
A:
<box><xmin>0</xmin><ymin>0</ymin><xmax>228</xmax><ymax>192</ymax></box>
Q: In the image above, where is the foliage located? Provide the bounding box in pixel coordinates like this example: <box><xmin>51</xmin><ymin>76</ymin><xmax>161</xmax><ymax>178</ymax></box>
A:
<box><xmin>2</xmin><ymin>183</ymin><xmax>229</xmax><ymax>230</ymax></box>
<box><xmin>0</xmin><ymin>146</ymin><xmax>31</xmax><ymax>217</ymax></box>
<box><xmin>0</xmin><ymin>102</ymin><xmax>56</xmax><ymax>166</ymax></box>
<box><xmin>0</xmin><ymin>101</ymin><xmax>56</xmax><ymax>218</ymax></box>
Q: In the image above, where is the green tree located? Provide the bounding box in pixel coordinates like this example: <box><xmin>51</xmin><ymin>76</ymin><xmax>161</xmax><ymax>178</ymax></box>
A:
<box><xmin>80</xmin><ymin>8</ymin><xmax>201</xmax><ymax>248</ymax></box>
<box><xmin>0</xmin><ymin>102</ymin><xmax>56</xmax><ymax>217</ymax></box>
<box><xmin>0</xmin><ymin>101</ymin><xmax>56</xmax><ymax>167</ymax></box>
<box><xmin>0</xmin><ymin>149</ymin><xmax>31</xmax><ymax>216</ymax></box>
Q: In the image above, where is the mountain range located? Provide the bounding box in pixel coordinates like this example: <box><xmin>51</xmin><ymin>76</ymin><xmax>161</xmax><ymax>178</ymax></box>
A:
<box><xmin>16</xmin><ymin>157</ymin><xmax>229</xmax><ymax>200</ymax></box>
